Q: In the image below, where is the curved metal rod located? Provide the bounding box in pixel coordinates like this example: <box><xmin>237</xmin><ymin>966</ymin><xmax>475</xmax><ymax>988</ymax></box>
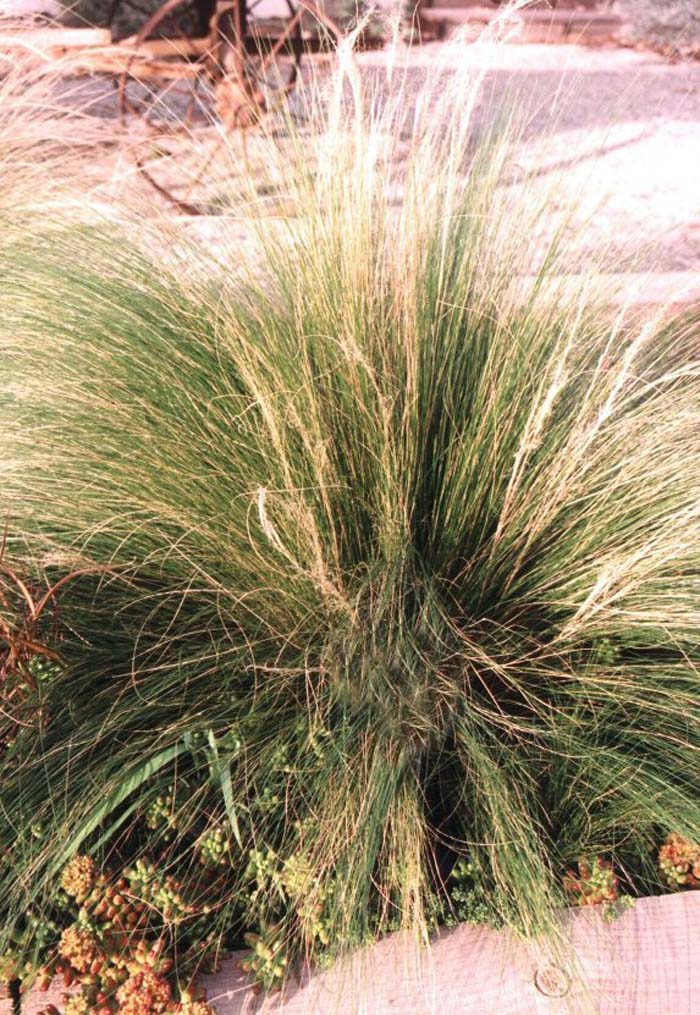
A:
<box><xmin>180</xmin><ymin>131</ymin><xmax>227</xmax><ymax>201</ymax></box>
<box><xmin>118</xmin><ymin>0</ymin><xmax>212</xmax><ymax>125</ymax></box>
<box><xmin>134</xmin><ymin>144</ymin><xmax>206</xmax><ymax>215</ymax></box>
<box><xmin>295</xmin><ymin>0</ymin><xmax>341</xmax><ymax>41</ymax></box>
<box><xmin>125</xmin><ymin>0</ymin><xmax>341</xmax><ymax>214</ymax></box>
<box><xmin>257</xmin><ymin>5</ymin><xmax>303</xmax><ymax>78</ymax></box>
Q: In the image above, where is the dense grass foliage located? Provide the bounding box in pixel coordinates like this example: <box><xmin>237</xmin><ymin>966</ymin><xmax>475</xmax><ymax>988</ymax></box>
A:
<box><xmin>616</xmin><ymin>0</ymin><xmax>700</xmax><ymax>57</ymax></box>
<box><xmin>2</xmin><ymin>33</ymin><xmax>700</xmax><ymax>994</ymax></box>
<box><xmin>0</xmin><ymin>53</ymin><xmax>109</xmax><ymax>221</ymax></box>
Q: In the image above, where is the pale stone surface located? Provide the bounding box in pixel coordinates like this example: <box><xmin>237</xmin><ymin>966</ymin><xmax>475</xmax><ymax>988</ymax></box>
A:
<box><xmin>354</xmin><ymin>42</ymin><xmax>700</xmax><ymax>273</ymax></box>
<box><xmin>539</xmin><ymin>270</ymin><xmax>700</xmax><ymax>308</ymax></box>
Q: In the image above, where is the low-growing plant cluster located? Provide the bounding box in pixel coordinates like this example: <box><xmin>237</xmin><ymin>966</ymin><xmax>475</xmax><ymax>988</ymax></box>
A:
<box><xmin>3</xmin><ymin>834</ymin><xmax>698</xmax><ymax>1010</ymax></box>
<box><xmin>563</xmin><ymin>856</ymin><xmax>635</xmax><ymax>923</ymax></box>
<box><xmin>8</xmin><ymin>851</ymin><xmax>221</xmax><ymax>1015</ymax></box>
<box><xmin>2</xmin><ymin>21</ymin><xmax>700</xmax><ymax>1012</ymax></box>
<box><xmin>615</xmin><ymin>0</ymin><xmax>700</xmax><ymax>58</ymax></box>
<box><xmin>658</xmin><ymin>833</ymin><xmax>700</xmax><ymax>890</ymax></box>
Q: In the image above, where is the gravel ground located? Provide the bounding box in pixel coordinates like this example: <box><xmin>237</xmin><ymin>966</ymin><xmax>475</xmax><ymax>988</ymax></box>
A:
<box><xmin>356</xmin><ymin>42</ymin><xmax>700</xmax><ymax>272</ymax></box>
<box><xmin>34</xmin><ymin>38</ymin><xmax>700</xmax><ymax>275</ymax></box>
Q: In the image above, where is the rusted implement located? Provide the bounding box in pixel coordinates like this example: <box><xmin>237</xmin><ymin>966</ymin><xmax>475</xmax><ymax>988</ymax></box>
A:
<box><xmin>110</xmin><ymin>0</ymin><xmax>339</xmax><ymax>212</ymax></box>
<box><xmin>0</xmin><ymin>0</ymin><xmax>340</xmax><ymax>212</ymax></box>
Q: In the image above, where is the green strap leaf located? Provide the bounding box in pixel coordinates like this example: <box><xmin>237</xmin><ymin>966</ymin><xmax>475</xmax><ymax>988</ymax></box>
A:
<box><xmin>52</xmin><ymin>742</ymin><xmax>183</xmax><ymax>872</ymax></box>
<box><xmin>207</xmin><ymin>728</ymin><xmax>243</xmax><ymax>848</ymax></box>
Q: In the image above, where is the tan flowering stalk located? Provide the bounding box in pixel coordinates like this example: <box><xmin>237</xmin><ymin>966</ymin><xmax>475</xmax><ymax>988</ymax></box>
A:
<box><xmin>61</xmin><ymin>856</ymin><xmax>99</xmax><ymax>902</ymax></box>
<box><xmin>116</xmin><ymin>969</ymin><xmax>173</xmax><ymax>1015</ymax></box>
<box><xmin>58</xmin><ymin>925</ymin><xmax>102</xmax><ymax>976</ymax></box>
<box><xmin>63</xmin><ymin>994</ymin><xmax>90</xmax><ymax>1015</ymax></box>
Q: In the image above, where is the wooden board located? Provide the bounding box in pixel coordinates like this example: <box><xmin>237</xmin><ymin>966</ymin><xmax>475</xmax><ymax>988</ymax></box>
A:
<box><xmin>0</xmin><ymin>981</ymin><xmax>13</xmax><ymax>1015</ymax></box>
<box><xmin>20</xmin><ymin>977</ymin><xmax>79</xmax><ymax>1015</ymax></box>
<box><xmin>49</xmin><ymin>50</ymin><xmax>207</xmax><ymax>77</ymax></box>
<box><xmin>0</xmin><ymin>25</ymin><xmax>327</xmax><ymax>76</ymax></box>
<box><xmin>117</xmin><ymin>35</ymin><xmax>213</xmax><ymax>58</ymax></box>
<box><xmin>199</xmin><ymin>892</ymin><xmax>700</xmax><ymax>1015</ymax></box>
<box><xmin>418</xmin><ymin>6</ymin><xmax>622</xmax><ymax>44</ymax></box>
<box><xmin>16</xmin><ymin>893</ymin><xmax>700</xmax><ymax>1014</ymax></box>
<box><xmin>0</xmin><ymin>25</ymin><xmax>213</xmax><ymax>76</ymax></box>
<box><xmin>0</xmin><ymin>26</ymin><xmax>111</xmax><ymax>49</ymax></box>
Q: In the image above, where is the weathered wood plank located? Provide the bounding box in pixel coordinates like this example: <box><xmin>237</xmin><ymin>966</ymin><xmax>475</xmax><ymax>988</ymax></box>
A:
<box><xmin>419</xmin><ymin>6</ymin><xmax>622</xmax><ymax>44</ymax></box>
<box><xmin>19</xmin><ymin>976</ymin><xmax>78</xmax><ymax>1015</ymax></box>
<box><xmin>118</xmin><ymin>35</ymin><xmax>213</xmax><ymax>58</ymax></box>
<box><xmin>17</xmin><ymin>894</ymin><xmax>700</xmax><ymax>1012</ymax></box>
<box><xmin>0</xmin><ymin>26</ymin><xmax>111</xmax><ymax>49</ymax></box>
<box><xmin>47</xmin><ymin>50</ymin><xmax>207</xmax><ymax>77</ymax></box>
<box><xmin>0</xmin><ymin>980</ymin><xmax>13</xmax><ymax>1015</ymax></box>
<box><xmin>199</xmin><ymin>893</ymin><xmax>700</xmax><ymax>1015</ymax></box>
<box><xmin>0</xmin><ymin>26</ymin><xmax>211</xmax><ymax>75</ymax></box>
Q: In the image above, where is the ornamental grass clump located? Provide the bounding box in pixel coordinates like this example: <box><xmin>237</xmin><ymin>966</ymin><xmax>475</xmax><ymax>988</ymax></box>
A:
<box><xmin>0</xmin><ymin>49</ymin><xmax>109</xmax><ymax>225</ymax></box>
<box><xmin>1</xmin><ymin>23</ymin><xmax>700</xmax><ymax>995</ymax></box>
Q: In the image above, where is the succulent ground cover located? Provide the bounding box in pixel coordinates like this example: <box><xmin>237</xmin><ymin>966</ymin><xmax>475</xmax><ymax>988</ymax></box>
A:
<box><xmin>1</xmin><ymin>24</ymin><xmax>700</xmax><ymax>1013</ymax></box>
